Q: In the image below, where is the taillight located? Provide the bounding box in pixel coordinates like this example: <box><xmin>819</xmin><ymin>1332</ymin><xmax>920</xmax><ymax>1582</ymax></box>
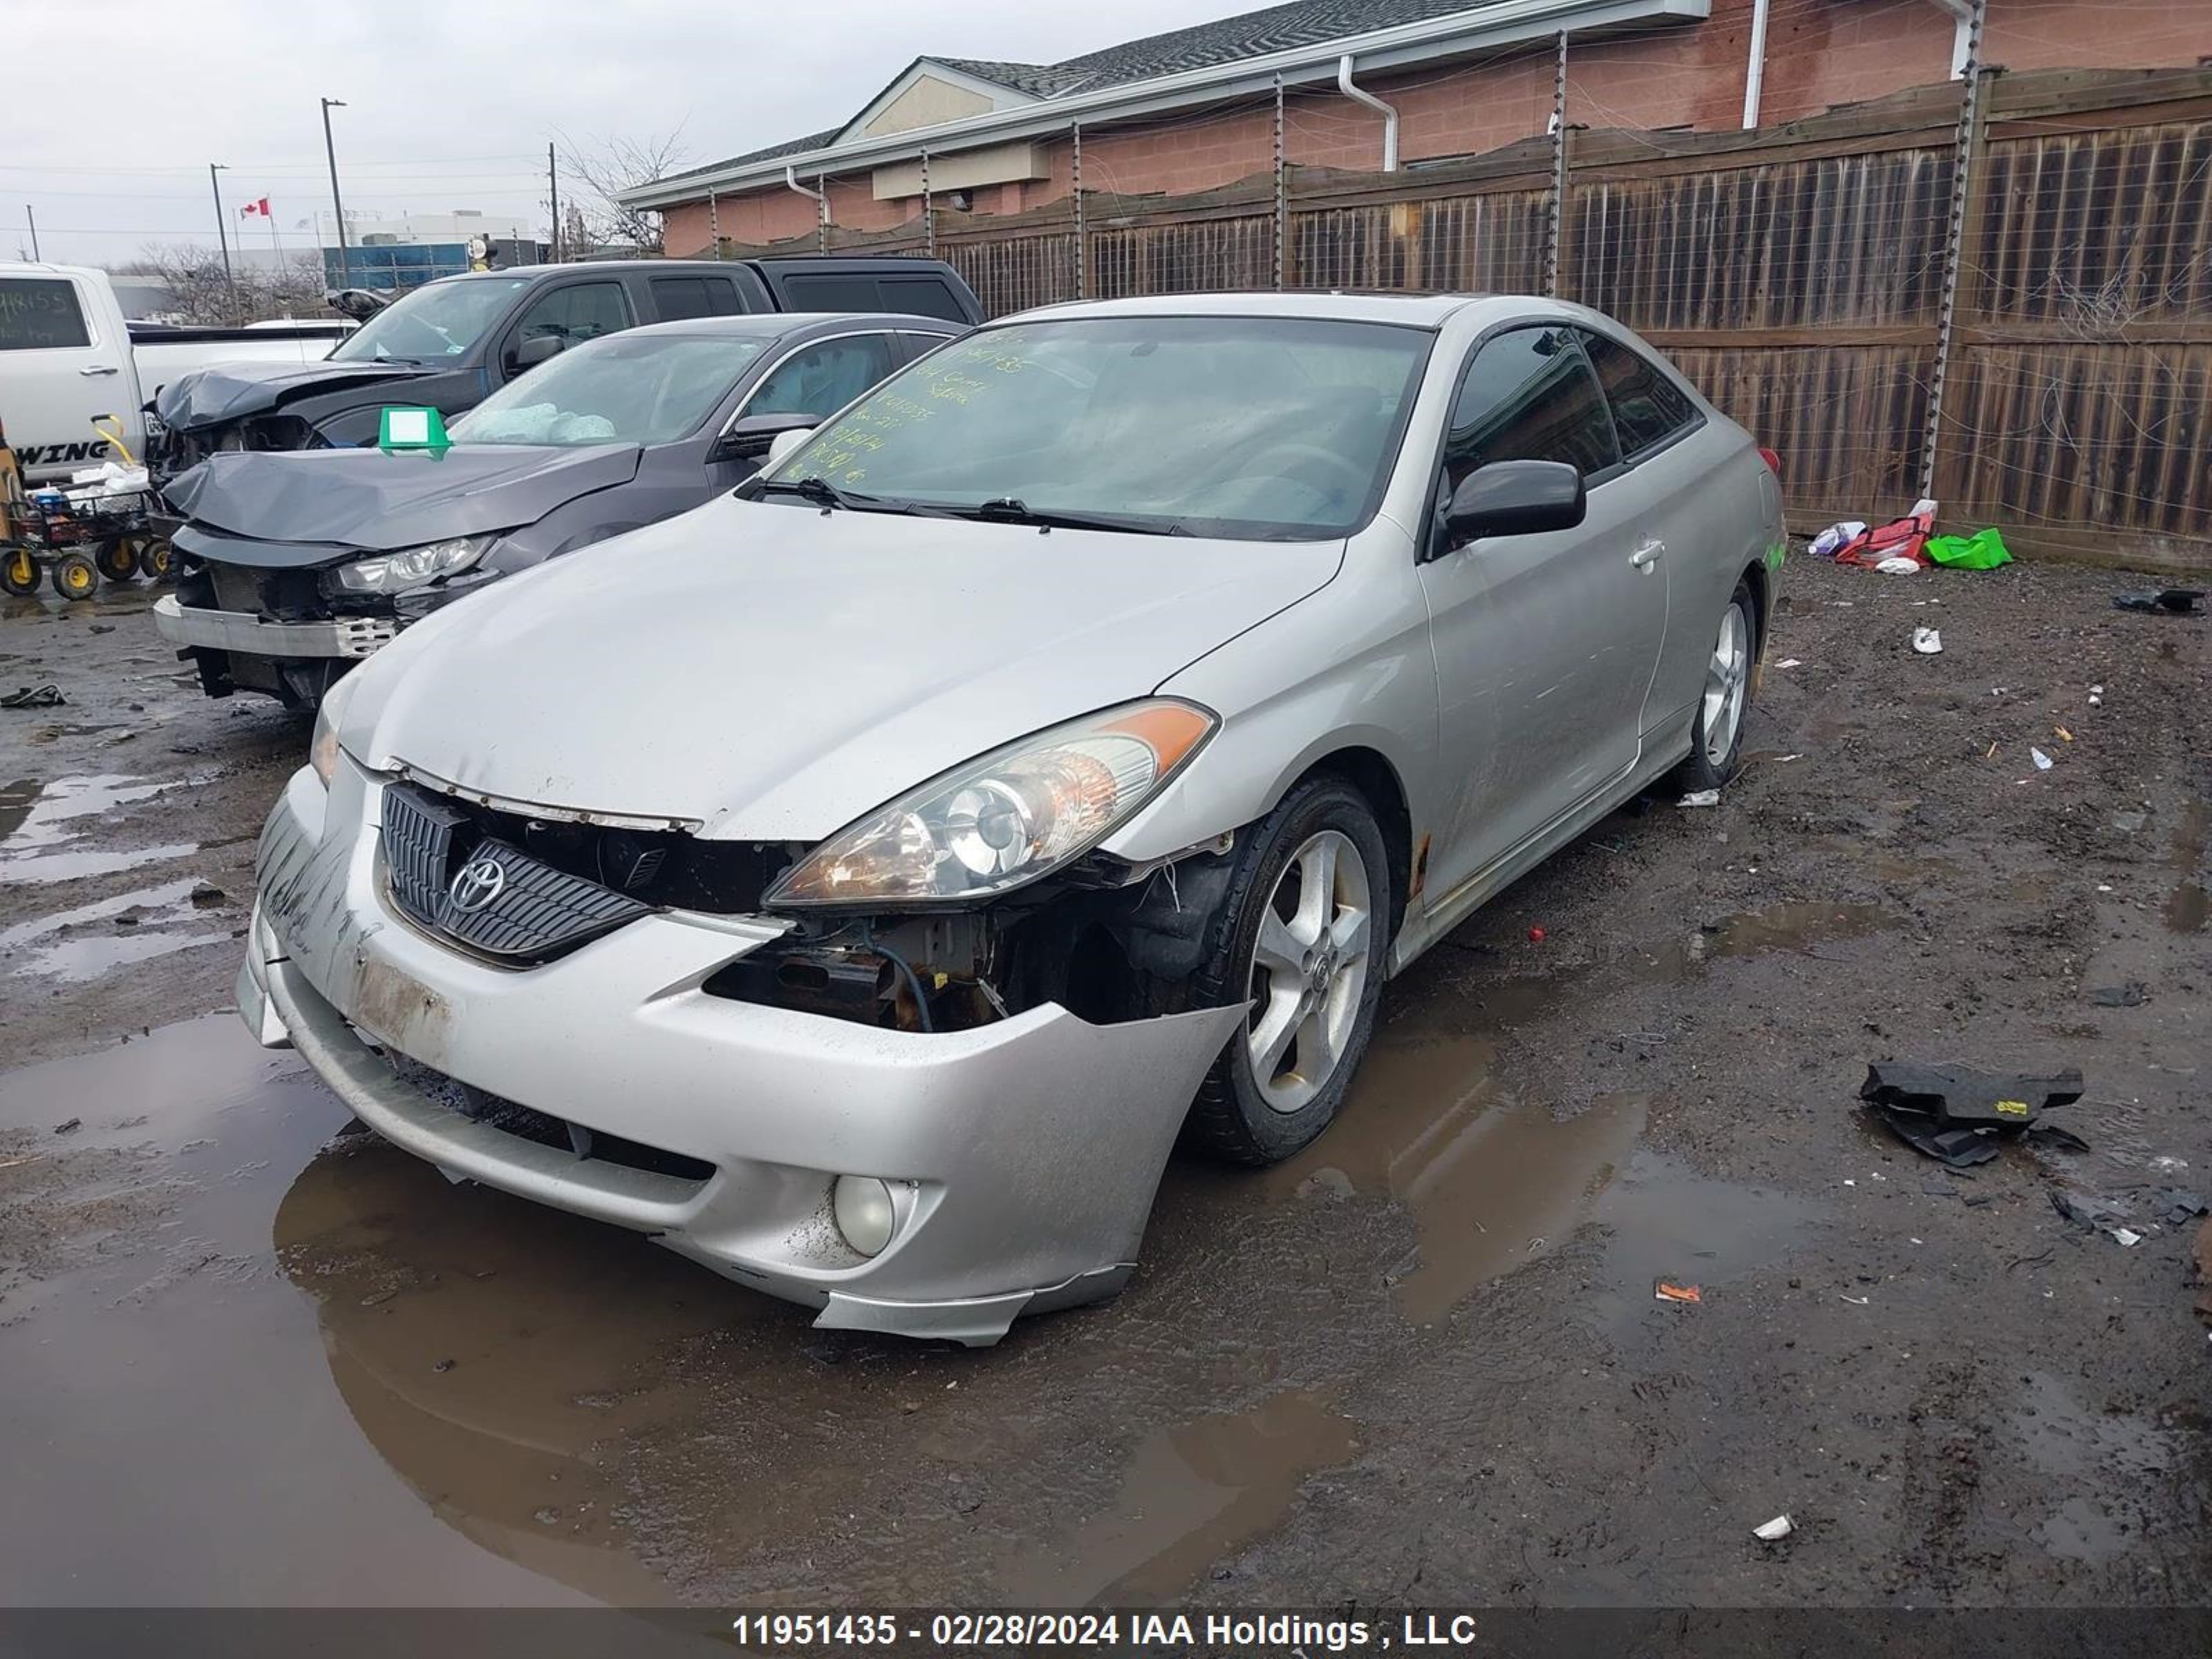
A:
<box><xmin>1757</xmin><ymin>446</ymin><xmax>1783</xmax><ymax>476</ymax></box>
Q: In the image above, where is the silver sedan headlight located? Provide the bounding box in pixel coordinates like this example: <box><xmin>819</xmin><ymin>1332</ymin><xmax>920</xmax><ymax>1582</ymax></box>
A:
<box><xmin>765</xmin><ymin>700</ymin><xmax>1217</xmax><ymax>908</ymax></box>
<box><xmin>332</xmin><ymin>535</ymin><xmax>489</xmax><ymax>594</ymax></box>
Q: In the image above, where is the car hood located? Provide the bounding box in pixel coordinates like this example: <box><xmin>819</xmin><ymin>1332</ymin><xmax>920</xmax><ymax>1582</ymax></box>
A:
<box><xmin>154</xmin><ymin>359</ymin><xmax>435</xmax><ymax>431</ymax></box>
<box><xmin>341</xmin><ymin>496</ymin><xmax>1344</xmax><ymax>841</ymax></box>
<box><xmin>165</xmin><ymin>444</ymin><xmax>643</xmax><ymax>558</ymax></box>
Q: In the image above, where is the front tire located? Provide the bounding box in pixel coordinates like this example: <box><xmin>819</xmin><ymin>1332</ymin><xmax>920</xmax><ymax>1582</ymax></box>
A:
<box><xmin>1</xmin><ymin>547</ymin><xmax>37</xmax><ymax>596</ymax></box>
<box><xmin>1671</xmin><ymin>579</ymin><xmax>1758</xmax><ymax>794</ymax></box>
<box><xmin>1181</xmin><ymin>776</ymin><xmax>1391</xmax><ymax>1165</ymax></box>
<box><xmin>51</xmin><ymin>552</ymin><xmax>98</xmax><ymax>601</ymax></box>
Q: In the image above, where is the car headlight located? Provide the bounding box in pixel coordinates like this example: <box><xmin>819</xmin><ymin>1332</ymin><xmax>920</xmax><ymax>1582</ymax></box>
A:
<box><xmin>765</xmin><ymin>700</ymin><xmax>1217</xmax><ymax>908</ymax></box>
<box><xmin>331</xmin><ymin>535</ymin><xmax>489</xmax><ymax>594</ymax></box>
<box><xmin>309</xmin><ymin>668</ymin><xmax>362</xmax><ymax>787</ymax></box>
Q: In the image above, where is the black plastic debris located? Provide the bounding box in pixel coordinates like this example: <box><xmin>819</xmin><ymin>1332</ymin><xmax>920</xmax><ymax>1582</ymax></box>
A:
<box><xmin>2112</xmin><ymin>587</ymin><xmax>2205</xmax><ymax>615</ymax></box>
<box><xmin>2088</xmin><ymin>982</ymin><xmax>2150</xmax><ymax>1007</ymax></box>
<box><xmin>2159</xmin><ymin>1190</ymin><xmax>2209</xmax><ymax>1228</ymax></box>
<box><xmin>1859</xmin><ymin>1061</ymin><xmax>2088</xmax><ymax>1168</ymax></box>
<box><xmin>1</xmin><ymin>683</ymin><xmax>66</xmax><ymax>709</ymax></box>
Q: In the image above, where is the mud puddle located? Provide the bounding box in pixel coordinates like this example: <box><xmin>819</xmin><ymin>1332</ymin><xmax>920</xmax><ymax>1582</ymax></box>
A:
<box><xmin>1</xmin><ymin>841</ymin><xmax>202</xmax><ymax>884</ymax></box>
<box><xmin>0</xmin><ymin>772</ymin><xmax>193</xmax><ymax>855</ymax></box>
<box><xmin>1586</xmin><ymin>1152</ymin><xmax>1817</xmax><ymax>1340</ymax></box>
<box><xmin>0</xmin><ymin>1015</ymin><xmax>610</xmax><ymax>1606</ymax></box>
<box><xmin>0</xmin><ymin>877</ymin><xmax>229</xmax><ymax>983</ymax></box>
<box><xmin>998</xmin><ymin>1389</ymin><xmax>1358</xmax><ymax>1605</ymax></box>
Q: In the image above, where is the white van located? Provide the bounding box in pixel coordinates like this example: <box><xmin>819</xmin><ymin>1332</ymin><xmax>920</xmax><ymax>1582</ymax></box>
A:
<box><xmin>0</xmin><ymin>263</ymin><xmax>349</xmax><ymax>484</ymax></box>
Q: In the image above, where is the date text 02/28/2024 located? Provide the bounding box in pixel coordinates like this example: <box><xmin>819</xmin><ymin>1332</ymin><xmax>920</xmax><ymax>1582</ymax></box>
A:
<box><xmin>725</xmin><ymin>1612</ymin><xmax>1485</xmax><ymax>1651</ymax></box>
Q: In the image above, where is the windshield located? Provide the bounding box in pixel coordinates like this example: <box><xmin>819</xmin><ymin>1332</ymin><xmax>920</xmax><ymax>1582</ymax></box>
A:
<box><xmin>328</xmin><ymin>277</ymin><xmax>531</xmax><ymax>364</ymax></box>
<box><xmin>760</xmin><ymin>315</ymin><xmax>1432</xmax><ymax>540</ymax></box>
<box><xmin>449</xmin><ymin>331</ymin><xmax>770</xmax><ymax>446</ymax></box>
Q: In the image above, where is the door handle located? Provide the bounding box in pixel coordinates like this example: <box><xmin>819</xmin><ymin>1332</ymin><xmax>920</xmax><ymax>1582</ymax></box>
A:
<box><xmin>1630</xmin><ymin>540</ymin><xmax>1665</xmax><ymax>570</ymax></box>
<box><xmin>79</xmin><ymin>364</ymin><xmax>121</xmax><ymax>377</ymax></box>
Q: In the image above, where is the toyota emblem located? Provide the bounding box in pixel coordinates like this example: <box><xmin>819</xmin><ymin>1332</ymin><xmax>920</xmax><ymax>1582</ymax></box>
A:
<box><xmin>447</xmin><ymin>855</ymin><xmax>507</xmax><ymax>914</ymax></box>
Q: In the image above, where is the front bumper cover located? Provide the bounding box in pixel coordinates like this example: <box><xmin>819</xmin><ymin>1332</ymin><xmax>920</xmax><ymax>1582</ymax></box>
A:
<box><xmin>243</xmin><ymin>761</ymin><xmax>1243</xmax><ymax>1345</ymax></box>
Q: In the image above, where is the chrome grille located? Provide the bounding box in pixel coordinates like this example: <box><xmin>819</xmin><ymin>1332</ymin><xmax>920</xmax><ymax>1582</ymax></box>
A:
<box><xmin>380</xmin><ymin>784</ymin><xmax>650</xmax><ymax>962</ymax></box>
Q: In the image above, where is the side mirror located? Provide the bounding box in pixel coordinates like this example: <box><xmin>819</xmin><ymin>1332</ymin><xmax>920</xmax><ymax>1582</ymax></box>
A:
<box><xmin>507</xmin><ymin>334</ymin><xmax>563</xmax><ymax>374</ymax></box>
<box><xmin>709</xmin><ymin>413</ymin><xmax>818</xmax><ymax>464</ymax></box>
<box><xmin>1442</xmin><ymin>460</ymin><xmax>1586</xmax><ymax>547</ymax></box>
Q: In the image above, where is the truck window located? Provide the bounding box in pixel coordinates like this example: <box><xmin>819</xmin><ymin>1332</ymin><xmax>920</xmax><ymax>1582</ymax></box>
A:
<box><xmin>650</xmin><ymin>275</ymin><xmax>742</xmax><ymax>321</ymax></box>
<box><xmin>0</xmin><ymin>279</ymin><xmax>92</xmax><ymax>350</ymax></box>
<box><xmin>775</xmin><ymin>274</ymin><xmax>880</xmax><ymax>314</ymax></box>
<box><xmin>512</xmin><ymin>281</ymin><xmax>635</xmax><ymax>353</ymax></box>
<box><xmin>877</xmin><ymin>276</ymin><xmax>969</xmax><ymax>323</ymax></box>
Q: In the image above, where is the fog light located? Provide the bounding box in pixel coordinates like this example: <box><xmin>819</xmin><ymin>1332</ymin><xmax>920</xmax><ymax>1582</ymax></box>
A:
<box><xmin>832</xmin><ymin>1175</ymin><xmax>897</xmax><ymax>1257</ymax></box>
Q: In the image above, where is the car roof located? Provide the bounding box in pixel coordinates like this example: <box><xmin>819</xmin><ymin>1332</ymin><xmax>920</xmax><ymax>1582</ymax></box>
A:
<box><xmin>601</xmin><ymin>312</ymin><xmax>967</xmax><ymax>344</ymax></box>
<box><xmin>1013</xmin><ymin>290</ymin><xmax>1508</xmax><ymax>328</ymax></box>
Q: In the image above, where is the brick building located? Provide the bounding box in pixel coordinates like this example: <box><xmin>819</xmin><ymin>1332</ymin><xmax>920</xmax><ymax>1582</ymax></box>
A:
<box><xmin>621</xmin><ymin>0</ymin><xmax>2211</xmax><ymax>258</ymax></box>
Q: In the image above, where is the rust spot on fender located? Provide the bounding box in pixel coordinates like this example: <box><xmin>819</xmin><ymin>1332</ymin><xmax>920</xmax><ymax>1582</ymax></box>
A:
<box><xmin>1409</xmin><ymin>834</ymin><xmax>1432</xmax><ymax>902</ymax></box>
<box><xmin>350</xmin><ymin>957</ymin><xmax>453</xmax><ymax>1062</ymax></box>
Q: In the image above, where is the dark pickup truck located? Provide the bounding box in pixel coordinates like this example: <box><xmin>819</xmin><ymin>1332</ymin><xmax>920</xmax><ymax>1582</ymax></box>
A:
<box><xmin>148</xmin><ymin>256</ymin><xmax>982</xmax><ymax>475</ymax></box>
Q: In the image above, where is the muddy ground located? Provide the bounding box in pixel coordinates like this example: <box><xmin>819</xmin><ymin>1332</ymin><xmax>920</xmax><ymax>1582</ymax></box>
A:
<box><xmin>1</xmin><ymin>558</ymin><xmax>2206</xmax><ymax>1615</ymax></box>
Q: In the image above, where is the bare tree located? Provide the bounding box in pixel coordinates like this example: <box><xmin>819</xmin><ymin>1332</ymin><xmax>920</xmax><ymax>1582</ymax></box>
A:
<box><xmin>125</xmin><ymin>243</ymin><xmax>336</xmax><ymax>326</ymax></box>
<box><xmin>556</xmin><ymin>126</ymin><xmax>688</xmax><ymax>254</ymax></box>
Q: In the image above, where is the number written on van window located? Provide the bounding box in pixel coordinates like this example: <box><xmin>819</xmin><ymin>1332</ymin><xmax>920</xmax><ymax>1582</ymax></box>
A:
<box><xmin>0</xmin><ymin>279</ymin><xmax>93</xmax><ymax>351</ymax></box>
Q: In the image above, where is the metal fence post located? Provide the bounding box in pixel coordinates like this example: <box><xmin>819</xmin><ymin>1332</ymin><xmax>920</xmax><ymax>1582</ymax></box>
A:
<box><xmin>707</xmin><ymin>187</ymin><xmax>721</xmax><ymax>259</ymax></box>
<box><xmin>1274</xmin><ymin>75</ymin><xmax>1288</xmax><ymax>290</ymax></box>
<box><xmin>1073</xmin><ymin>122</ymin><xmax>1087</xmax><ymax>299</ymax></box>
<box><xmin>1546</xmin><ymin>30</ymin><xmax>1570</xmax><ymax>297</ymax></box>
<box><xmin>817</xmin><ymin>174</ymin><xmax>829</xmax><ymax>254</ymax></box>
<box><xmin>1921</xmin><ymin>0</ymin><xmax>1989</xmax><ymax>501</ymax></box>
<box><xmin>921</xmin><ymin>150</ymin><xmax>934</xmax><ymax>259</ymax></box>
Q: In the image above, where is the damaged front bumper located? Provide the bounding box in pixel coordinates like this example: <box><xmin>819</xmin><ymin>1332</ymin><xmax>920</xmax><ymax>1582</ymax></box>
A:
<box><xmin>154</xmin><ymin>593</ymin><xmax>397</xmax><ymax>660</ymax></box>
<box><xmin>241</xmin><ymin>761</ymin><xmax>1242</xmax><ymax>1345</ymax></box>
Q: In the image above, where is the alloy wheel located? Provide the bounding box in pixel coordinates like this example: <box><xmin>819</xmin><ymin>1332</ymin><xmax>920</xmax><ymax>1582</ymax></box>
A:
<box><xmin>1245</xmin><ymin>828</ymin><xmax>1374</xmax><ymax>1114</ymax></box>
<box><xmin>1702</xmin><ymin>599</ymin><xmax>1752</xmax><ymax>769</ymax></box>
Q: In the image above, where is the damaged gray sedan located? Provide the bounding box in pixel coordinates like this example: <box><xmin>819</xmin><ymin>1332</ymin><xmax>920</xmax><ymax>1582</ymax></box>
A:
<box><xmin>243</xmin><ymin>293</ymin><xmax>1783</xmax><ymax>1344</ymax></box>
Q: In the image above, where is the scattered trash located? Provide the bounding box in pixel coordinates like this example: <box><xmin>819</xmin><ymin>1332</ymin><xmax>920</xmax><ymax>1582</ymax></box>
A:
<box><xmin>2194</xmin><ymin>1217</ymin><xmax>2212</xmax><ymax>1323</ymax></box>
<box><xmin>433</xmin><ymin>1358</ymin><xmax>458</xmax><ymax>1374</ymax></box>
<box><xmin>1809</xmin><ymin>521</ymin><xmax>1868</xmax><ymax>560</ymax></box>
<box><xmin>1752</xmin><ymin>1515</ymin><xmax>1795</xmax><ymax>1542</ymax></box>
<box><xmin>2032</xmin><ymin>747</ymin><xmax>2054</xmax><ymax>771</ymax></box>
<box><xmin>1834</xmin><ymin>500</ymin><xmax>1937</xmax><ymax>570</ymax></box>
<box><xmin>1875</xmin><ymin>556</ymin><xmax>1923</xmax><ymax>576</ymax></box>
<box><xmin>1678</xmin><ymin>789</ymin><xmax>1721</xmax><ymax>808</ymax></box>
<box><xmin>1912</xmin><ymin>626</ymin><xmax>1942</xmax><ymax>655</ymax></box>
<box><xmin>52</xmin><ymin>1117</ymin><xmax>82</xmax><ymax>1136</ymax></box>
<box><xmin>1654</xmin><ymin>1280</ymin><xmax>1703</xmax><ymax>1304</ymax></box>
<box><xmin>2088</xmin><ymin>982</ymin><xmax>2149</xmax><ymax>1007</ymax></box>
<box><xmin>2112</xmin><ymin>1228</ymin><xmax>2144</xmax><ymax>1248</ymax></box>
<box><xmin>1528</xmin><ymin>926</ymin><xmax>1546</xmax><ymax>943</ymax></box>
<box><xmin>1838</xmin><ymin>1294</ymin><xmax>1871</xmax><ymax>1306</ymax></box>
<box><xmin>1859</xmin><ymin>1061</ymin><xmax>2088</xmax><ymax>1168</ymax></box>
<box><xmin>2054</xmin><ymin>726</ymin><xmax>2073</xmax><ymax>742</ymax></box>
<box><xmin>189</xmin><ymin>881</ymin><xmax>227</xmax><ymax>909</ymax></box>
<box><xmin>1774</xmin><ymin>657</ymin><xmax>1803</xmax><ymax>669</ymax></box>
<box><xmin>2158</xmin><ymin>1191</ymin><xmax>2207</xmax><ymax>1228</ymax></box>
<box><xmin>2</xmin><ymin>684</ymin><xmax>66</xmax><ymax>710</ymax></box>
<box><xmin>2112</xmin><ymin>588</ymin><xmax>2204</xmax><ymax>615</ymax></box>
<box><xmin>2150</xmin><ymin>1156</ymin><xmax>2191</xmax><ymax>1174</ymax></box>
<box><xmin>1925</xmin><ymin>527</ymin><xmax>2014</xmax><ymax>570</ymax></box>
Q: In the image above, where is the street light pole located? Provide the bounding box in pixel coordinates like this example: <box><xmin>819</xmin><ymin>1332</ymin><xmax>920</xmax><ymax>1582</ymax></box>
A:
<box><xmin>209</xmin><ymin>163</ymin><xmax>234</xmax><ymax>315</ymax></box>
<box><xmin>320</xmin><ymin>98</ymin><xmax>350</xmax><ymax>290</ymax></box>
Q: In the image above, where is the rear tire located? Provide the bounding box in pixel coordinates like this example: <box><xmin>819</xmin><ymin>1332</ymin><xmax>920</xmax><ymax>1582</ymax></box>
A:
<box><xmin>1179</xmin><ymin>776</ymin><xmax>1391</xmax><ymax>1165</ymax></box>
<box><xmin>51</xmin><ymin>552</ymin><xmax>98</xmax><ymax>601</ymax></box>
<box><xmin>1670</xmin><ymin>579</ymin><xmax>1758</xmax><ymax>794</ymax></box>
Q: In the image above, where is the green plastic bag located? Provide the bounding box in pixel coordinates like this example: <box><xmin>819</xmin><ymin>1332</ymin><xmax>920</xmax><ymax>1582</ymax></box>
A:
<box><xmin>1926</xmin><ymin>527</ymin><xmax>2014</xmax><ymax>570</ymax></box>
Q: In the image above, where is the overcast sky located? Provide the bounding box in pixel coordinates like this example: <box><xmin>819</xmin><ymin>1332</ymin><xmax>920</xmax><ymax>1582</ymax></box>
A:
<box><xmin>9</xmin><ymin>0</ymin><xmax>1256</xmax><ymax>267</ymax></box>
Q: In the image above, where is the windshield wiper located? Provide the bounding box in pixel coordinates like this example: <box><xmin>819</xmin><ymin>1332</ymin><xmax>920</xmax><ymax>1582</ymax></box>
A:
<box><xmin>946</xmin><ymin>497</ymin><xmax>1188</xmax><ymax>536</ymax></box>
<box><xmin>748</xmin><ymin>476</ymin><xmax>954</xmax><ymax>517</ymax></box>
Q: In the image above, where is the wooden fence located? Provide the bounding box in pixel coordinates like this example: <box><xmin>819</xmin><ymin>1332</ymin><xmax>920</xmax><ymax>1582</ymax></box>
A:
<box><xmin>714</xmin><ymin>66</ymin><xmax>2212</xmax><ymax>573</ymax></box>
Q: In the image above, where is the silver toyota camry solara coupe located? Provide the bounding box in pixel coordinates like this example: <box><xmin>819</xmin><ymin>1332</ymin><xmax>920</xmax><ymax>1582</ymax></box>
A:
<box><xmin>243</xmin><ymin>292</ymin><xmax>1784</xmax><ymax>1344</ymax></box>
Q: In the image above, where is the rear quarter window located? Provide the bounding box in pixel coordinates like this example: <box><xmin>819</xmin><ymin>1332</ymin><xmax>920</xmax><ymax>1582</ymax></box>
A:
<box><xmin>650</xmin><ymin>274</ymin><xmax>743</xmax><ymax>321</ymax></box>
<box><xmin>0</xmin><ymin>279</ymin><xmax>92</xmax><ymax>350</ymax></box>
<box><xmin>774</xmin><ymin>274</ymin><xmax>883</xmax><ymax>313</ymax></box>
<box><xmin>877</xmin><ymin>276</ymin><xmax>969</xmax><ymax>322</ymax></box>
<box><xmin>1580</xmin><ymin>329</ymin><xmax>1698</xmax><ymax>458</ymax></box>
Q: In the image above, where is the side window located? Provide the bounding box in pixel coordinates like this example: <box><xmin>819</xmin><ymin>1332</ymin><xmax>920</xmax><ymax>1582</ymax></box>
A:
<box><xmin>650</xmin><ymin>274</ymin><xmax>740</xmax><ymax>321</ymax></box>
<box><xmin>877</xmin><ymin>276</ymin><xmax>970</xmax><ymax>322</ymax></box>
<box><xmin>0</xmin><ymin>278</ymin><xmax>93</xmax><ymax>350</ymax></box>
<box><xmin>744</xmin><ymin>334</ymin><xmax>897</xmax><ymax>420</ymax></box>
<box><xmin>511</xmin><ymin>281</ymin><xmax>633</xmax><ymax>353</ymax></box>
<box><xmin>776</xmin><ymin>274</ymin><xmax>882</xmax><ymax>313</ymax></box>
<box><xmin>1442</xmin><ymin>326</ymin><xmax>1620</xmax><ymax>493</ymax></box>
<box><xmin>1579</xmin><ymin>329</ymin><xmax>1697</xmax><ymax>458</ymax></box>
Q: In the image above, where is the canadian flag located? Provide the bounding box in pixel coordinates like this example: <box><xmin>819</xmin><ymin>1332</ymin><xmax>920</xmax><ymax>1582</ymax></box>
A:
<box><xmin>238</xmin><ymin>197</ymin><xmax>271</xmax><ymax>218</ymax></box>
